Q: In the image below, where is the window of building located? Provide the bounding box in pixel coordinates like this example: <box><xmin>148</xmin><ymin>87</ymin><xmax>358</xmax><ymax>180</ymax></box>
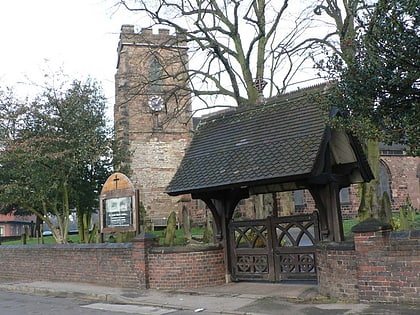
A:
<box><xmin>294</xmin><ymin>188</ymin><xmax>350</xmax><ymax>206</ymax></box>
<box><xmin>294</xmin><ymin>190</ymin><xmax>305</xmax><ymax>206</ymax></box>
<box><xmin>0</xmin><ymin>225</ymin><xmax>4</xmax><ymax>236</ymax></box>
<box><xmin>339</xmin><ymin>187</ymin><xmax>350</xmax><ymax>204</ymax></box>
<box><xmin>377</xmin><ymin>160</ymin><xmax>392</xmax><ymax>199</ymax></box>
<box><xmin>149</xmin><ymin>56</ymin><xmax>163</xmax><ymax>94</ymax></box>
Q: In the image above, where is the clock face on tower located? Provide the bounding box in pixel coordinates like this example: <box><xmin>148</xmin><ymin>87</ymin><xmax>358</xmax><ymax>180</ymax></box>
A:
<box><xmin>148</xmin><ymin>95</ymin><xmax>164</xmax><ymax>112</ymax></box>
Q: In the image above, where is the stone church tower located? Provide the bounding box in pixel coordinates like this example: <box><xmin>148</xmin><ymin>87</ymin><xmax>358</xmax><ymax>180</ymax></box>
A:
<box><xmin>114</xmin><ymin>25</ymin><xmax>192</xmax><ymax>222</ymax></box>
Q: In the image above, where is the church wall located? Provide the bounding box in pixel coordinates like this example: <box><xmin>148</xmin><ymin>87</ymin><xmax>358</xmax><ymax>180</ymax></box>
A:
<box><xmin>219</xmin><ymin>154</ymin><xmax>420</xmax><ymax>224</ymax></box>
<box><xmin>381</xmin><ymin>155</ymin><xmax>420</xmax><ymax>210</ymax></box>
<box><xmin>114</xmin><ymin>25</ymin><xmax>192</xmax><ymax>223</ymax></box>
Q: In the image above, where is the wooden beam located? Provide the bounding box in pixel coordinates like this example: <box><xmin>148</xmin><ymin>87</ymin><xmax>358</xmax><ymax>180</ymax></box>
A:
<box><xmin>193</xmin><ymin>188</ymin><xmax>248</xmax><ymax>283</ymax></box>
<box><xmin>309</xmin><ymin>183</ymin><xmax>344</xmax><ymax>242</ymax></box>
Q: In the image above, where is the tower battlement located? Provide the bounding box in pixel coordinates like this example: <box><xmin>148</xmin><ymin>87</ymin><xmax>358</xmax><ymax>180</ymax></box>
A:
<box><xmin>119</xmin><ymin>24</ymin><xmax>187</xmax><ymax>47</ymax></box>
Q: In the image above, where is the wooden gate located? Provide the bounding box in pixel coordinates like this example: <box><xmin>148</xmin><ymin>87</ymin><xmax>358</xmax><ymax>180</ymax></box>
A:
<box><xmin>229</xmin><ymin>213</ymin><xmax>320</xmax><ymax>282</ymax></box>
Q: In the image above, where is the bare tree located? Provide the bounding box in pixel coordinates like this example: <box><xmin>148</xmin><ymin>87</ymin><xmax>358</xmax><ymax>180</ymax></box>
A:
<box><xmin>115</xmin><ymin>0</ymin><xmax>390</xmax><ymax>222</ymax></box>
<box><xmin>113</xmin><ymin>1</ymin><xmax>332</xmax><ymax>220</ymax></box>
<box><xmin>116</xmin><ymin>0</ymin><xmax>323</xmax><ymax>114</ymax></box>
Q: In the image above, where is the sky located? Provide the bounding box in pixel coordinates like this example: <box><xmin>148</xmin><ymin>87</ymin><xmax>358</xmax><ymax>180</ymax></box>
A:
<box><xmin>0</xmin><ymin>0</ymin><xmax>143</xmax><ymax>117</ymax></box>
<box><xmin>0</xmin><ymin>1</ymin><xmax>325</xmax><ymax>119</ymax></box>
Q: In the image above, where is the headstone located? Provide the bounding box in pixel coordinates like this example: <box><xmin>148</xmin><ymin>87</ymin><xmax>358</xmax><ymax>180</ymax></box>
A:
<box><xmin>164</xmin><ymin>211</ymin><xmax>177</xmax><ymax>246</ymax></box>
<box><xmin>182</xmin><ymin>205</ymin><xmax>191</xmax><ymax>240</ymax></box>
<box><xmin>203</xmin><ymin>210</ymin><xmax>214</xmax><ymax>243</ymax></box>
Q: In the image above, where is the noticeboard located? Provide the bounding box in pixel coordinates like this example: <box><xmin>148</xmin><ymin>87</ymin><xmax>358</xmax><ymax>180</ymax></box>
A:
<box><xmin>99</xmin><ymin>172</ymin><xmax>139</xmax><ymax>233</ymax></box>
<box><xmin>104</xmin><ymin>196</ymin><xmax>133</xmax><ymax>228</ymax></box>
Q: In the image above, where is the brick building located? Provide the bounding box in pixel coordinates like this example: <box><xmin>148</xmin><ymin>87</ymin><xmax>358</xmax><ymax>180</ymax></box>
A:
<box><xmin>379</xmin><ymin>145</ymin><xmax>420</xmax><ymax>211</ymax></box>
<box><xmin>0</xmin><ymin>213</ymin><xmax>36</xmax><ymax>237</ymax></box>
<box><xmin>288</xmin><ymin>144</ymin><xmax>420</xmax><ymax>220</ymax></box>
<box><xmin>114</xmin><ymin>25</ymin><xmax>192</xmax><ymax>223</ymax></box>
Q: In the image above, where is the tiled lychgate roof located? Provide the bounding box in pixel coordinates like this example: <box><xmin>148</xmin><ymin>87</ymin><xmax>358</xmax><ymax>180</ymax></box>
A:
<box><xmin>166</xmin><ymin>85</ymin><xmax>330</xmax><ymax>196</ymax></box>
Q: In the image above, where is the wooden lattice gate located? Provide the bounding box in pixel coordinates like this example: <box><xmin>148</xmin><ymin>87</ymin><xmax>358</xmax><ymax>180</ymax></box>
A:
<box><xmin>229</xmin><ymin>213</ymin><xmax>320</xmax><ymax>282</ymax></box>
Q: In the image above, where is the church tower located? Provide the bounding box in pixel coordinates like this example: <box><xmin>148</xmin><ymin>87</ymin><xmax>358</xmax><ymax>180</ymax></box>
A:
<box><xmin>114</xmin><ymin>25</ymin><xmax>192</xmax><ymax>221</ymax></box>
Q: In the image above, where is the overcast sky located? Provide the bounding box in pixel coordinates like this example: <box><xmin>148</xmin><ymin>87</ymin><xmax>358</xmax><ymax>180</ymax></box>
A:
<box><xmin>0</xmin><ymin>1</ymin><xmax>325</xmax><ymax>118</ymax></box>
<box><xmin>0</xmin><ymin>0</ymin><xmax>143</xmax><ymax>115</ymax></box>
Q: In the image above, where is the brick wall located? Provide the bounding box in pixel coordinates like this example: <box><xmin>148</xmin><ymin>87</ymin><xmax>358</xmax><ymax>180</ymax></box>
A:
<box><xmin>0</xmin><ymin>243</ymin><xmax>143</xmax><ymax>288</ymax></box>
<box><xmin>355</xmin><ymin>229</ymin><xmax>420</xmax><ymax>304</ymax></box>
<box><xmin>382</xmin><ymin>155</ymin><xmax>420</xmax><ymax>210</ymax></box>
<box><xmin>316</xmin><ymin>242</ymin><xmax>358</xmax><ymax>300</ymax></box>
<box><xmin>0</xmin><ymin>236</ymin><xmax>225</xmax><ymax>290</ymax></box>
<box><xmin>317</xmin><ymin>228</ymin><xmax>420</xmax><ymax>304</ymax></box>
<box><xmin>148</xmin><ymin>246</ymin><xmax>225</xmax><ymax>289</ymax></box>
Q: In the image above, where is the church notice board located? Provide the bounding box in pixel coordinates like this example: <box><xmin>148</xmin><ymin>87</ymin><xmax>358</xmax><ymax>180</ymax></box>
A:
<box><xmin>99</xmin><ymin>172</ymin><xmax>139</xmax><ymax>233</ymax></box>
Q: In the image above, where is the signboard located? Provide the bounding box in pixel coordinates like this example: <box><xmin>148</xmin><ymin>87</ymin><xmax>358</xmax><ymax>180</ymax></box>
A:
<box><xmin>99</xmin><ymin>172</ymin><xmax>139</xmax><ymax>233</ymax></box>
<box><xmin>104</xmin><ymin>196</ymin><xmax>132</xmax><ymax>228</ymax></box>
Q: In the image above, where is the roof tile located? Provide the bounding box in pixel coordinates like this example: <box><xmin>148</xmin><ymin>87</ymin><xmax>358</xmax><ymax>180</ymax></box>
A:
<box><xmin>167</xmin><ymin>86</ymin><xmax>329</xmax><ymax>195</ymax></box>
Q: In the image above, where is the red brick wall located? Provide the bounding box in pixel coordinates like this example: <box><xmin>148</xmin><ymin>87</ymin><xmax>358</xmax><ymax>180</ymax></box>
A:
<box><xmin>0</xmin><ymin>243</ymin><xmax>145</xmax><ymax>288</ymax></box>
<box><xmin>355</xmin><ymin>230</ymin><xmax>420</xmax><ymax>304</ymax></box>
<box><xmin>0</xmin><ymin>239</ymin><xmax>225</xmax><ymax>290</ymax></box>
<box><xmin>316</xmin><ymin>242</ymin><xmax>358</xmax><ymax>300</ymax></box>
<box><xmin>382</xmin><ymin>155</ymin><xmax>420</xmax><ymax>210</ymax></box>
<box><xmin>148</xmin><ymin>246</ymin><xmax>225</xmax><ymax>289</ymax></box>
<box><xmin>318</xmin><ymin>229</ymin><xmax>420</xmax><ymax>304</ymax></box>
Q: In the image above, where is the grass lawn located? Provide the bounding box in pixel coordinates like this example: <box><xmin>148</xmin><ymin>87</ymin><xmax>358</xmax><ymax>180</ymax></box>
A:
<box><xmin>2</xmin><ymin>213</ymin><xmax>419</xmax><ymax>245</ymax></box>
<box><xmin>1</xmin><ymin>234</ymin><xmax>80</xmax><ymax>245</ymax></box>
<box><xmin>149</xmin><ymin>227</ymin><xmax>206</xmax><ymax>246</ymax></box>
<box><xmin>0</xmin><ymin>229</ymin><xmax>202</xmax><ymax>246</ymax></box>
<box><xmin>343</xmin><ymin>219</ymin><xmax>359</xmax><ymax>238</ymax></box>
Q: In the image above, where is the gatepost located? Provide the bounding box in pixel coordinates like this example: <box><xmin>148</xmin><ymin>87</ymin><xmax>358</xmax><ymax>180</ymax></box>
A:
<box><xmin>131</xmin><ymin>232</ymin><xmax>158</xmax><ymax>289</ymax></box>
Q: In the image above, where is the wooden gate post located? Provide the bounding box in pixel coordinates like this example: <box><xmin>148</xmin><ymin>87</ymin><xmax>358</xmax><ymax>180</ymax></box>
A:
<box><xmin>309</xmin><ymin>183</ymin><xmax>344</xmax><ymax>242</ymax></box>
<box><xmin>195</xmin><ymin>188</ymin><xmax>248</xmax><ymax>283</ymax></box>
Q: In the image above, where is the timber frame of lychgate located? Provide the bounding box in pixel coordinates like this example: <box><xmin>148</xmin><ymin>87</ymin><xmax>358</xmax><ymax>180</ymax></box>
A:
<box><xmin>166</xmin><ymin>85</ymin><xmax>373</xmax><ymax>282</ymax></box>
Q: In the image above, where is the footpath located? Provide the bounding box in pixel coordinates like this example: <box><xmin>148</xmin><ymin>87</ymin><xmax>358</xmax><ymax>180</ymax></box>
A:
<box><xmin>0</xmin><ymin>280</ymin><xmax>419</xmax><ymax>314</ymax></box>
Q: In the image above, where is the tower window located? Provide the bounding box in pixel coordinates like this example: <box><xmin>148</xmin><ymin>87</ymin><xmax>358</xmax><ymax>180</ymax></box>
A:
<box><xmin>149</xmin><ymin>56</ymin><xmax>163</xmax><ymax>94</ymax></box>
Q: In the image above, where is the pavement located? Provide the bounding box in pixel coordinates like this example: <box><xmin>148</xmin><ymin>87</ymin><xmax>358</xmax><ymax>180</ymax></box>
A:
<box><xmin>0</xmin><ymin>280</ymin><xmax>419</xmax><ymax>314</ymax></box>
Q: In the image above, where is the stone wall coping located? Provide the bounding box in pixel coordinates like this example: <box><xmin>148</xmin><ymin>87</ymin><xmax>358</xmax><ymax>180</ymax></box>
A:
<box><xmin>316</xmin><ymin>240</ymin><xmax>355</xmax><ymax>251</ymax></box>
<box><xmin>131</xmin><ymin>232</ymin><xmax>158</xmax><ymax>242</ymax></box>
<box><xmin>351</xmin><ymin>217</ymin><xmax>393</xmax><ymax>233</ymax></box>
<box><xmin>149</xmin><ymin>244</ymin><xmax>222</xmax><ymax>254</ymax></box>
<box><xmin>0</xmin><ymin>243</ymin><xmax>133</xmax><ymax>250</ymax></box>
<box><xmin>390</xmin><ymin>229</ymin><xmax>420</xmax><ymax>240</ymax></box>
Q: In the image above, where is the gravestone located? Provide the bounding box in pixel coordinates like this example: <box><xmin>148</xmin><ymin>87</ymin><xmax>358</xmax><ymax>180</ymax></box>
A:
<box><xmin>182</xmin><ymin>205</ymin><xmax>191</xmax><ymax>240</ymax></box>
<box><xmin>164</xmin><ymin>211</ymin><xmax>177</xmax><ymax>246</ymax></box>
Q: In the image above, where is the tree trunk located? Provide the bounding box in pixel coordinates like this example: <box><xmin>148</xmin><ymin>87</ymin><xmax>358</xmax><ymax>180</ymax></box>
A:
<box><xmin>203</xmin><ymin>209</ymin><xmax>214</xmax><ymax>243</ymax></box>
<box><xmin>358</xmin><ymin>140</ymin><xmax>380</xmax><ymax>221</ymax></box>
